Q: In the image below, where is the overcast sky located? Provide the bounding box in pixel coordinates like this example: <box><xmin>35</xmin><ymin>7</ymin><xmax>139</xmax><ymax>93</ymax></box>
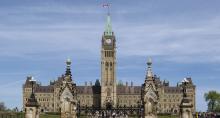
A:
<box><xmin>0</xmin><ymin>0</ymin><xmax>220</xmax><ymax>111</ymax></box>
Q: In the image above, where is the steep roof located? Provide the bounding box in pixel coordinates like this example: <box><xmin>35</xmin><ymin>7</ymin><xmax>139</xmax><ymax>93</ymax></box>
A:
<box><xmin>76</xmin><ymin>86</ymin><xmax>101</xmax><ymax>94</ymax></box>
<box><xmin>35</xmin><ymin>86</ymin><xmax>54</xmax><ymax>93</ymax></box>
<box><xmin>117</xmin><ymin>86</ymin><xmax>141</xmax><ymax>95</ymax></box>
<box><xmin>164</xmin><ymin>86</ymin><xmax>182</xmax><ymax>93</ymax></box>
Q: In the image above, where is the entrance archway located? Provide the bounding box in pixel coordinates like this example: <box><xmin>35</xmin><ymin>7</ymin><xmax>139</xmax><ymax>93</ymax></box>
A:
<box><xmin>106</xmin><ymin>102</ymin><xmax>112</xmax><ymax>110</ymax></box>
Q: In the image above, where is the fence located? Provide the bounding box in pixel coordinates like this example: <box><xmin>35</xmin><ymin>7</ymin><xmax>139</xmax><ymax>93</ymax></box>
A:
<box><xmin>0</xmin><ymin>112</ymin><xmax>24</xmax><ymax>118</ymax></box>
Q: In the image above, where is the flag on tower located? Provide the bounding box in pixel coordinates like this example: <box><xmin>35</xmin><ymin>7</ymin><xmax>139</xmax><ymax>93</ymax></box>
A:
<box><xmin>102</xmin><ymin>3</ymin><xmax>111</xmax><ymax>15</ymax></box>
<box><xmin>102</xmin><ymin>3</ymin><xmax>110</xmax><ymax>8</ymax></box>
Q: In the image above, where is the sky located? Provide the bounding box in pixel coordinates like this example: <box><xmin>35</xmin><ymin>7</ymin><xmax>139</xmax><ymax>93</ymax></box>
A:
<box><xmin>0</xmin><ymin>0</ymin><xmax>220</xmax><ymax>112</ymax></box>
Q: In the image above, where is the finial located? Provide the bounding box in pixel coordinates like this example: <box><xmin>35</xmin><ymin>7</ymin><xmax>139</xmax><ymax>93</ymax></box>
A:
<box><xmin>65</xmin><ymin>58</ymin><xmax>72</xmax><ymax>77</ymax></box>
<box><xmin>29</xmin><ymin>76</ymin><xmax>36</xmax><ymax>82</ymax></box>
<box><xmin>147</xmin><ymin>57</ymin><xmax>152</xmax><ymax>66</ymax></box>
<box><xmin>66</xmin><ymin>58</ymin><xmax>71</xmax><ymax>67</ymax></box>
<box><xmin>29</xmin><ymin>76</ymin><xmax>36</xmax><ymax>95</ymax></box>
<box><xmin>146</xmin><ymin>57</ymin><xmax>153</xmax><ymax>78</ymax></box>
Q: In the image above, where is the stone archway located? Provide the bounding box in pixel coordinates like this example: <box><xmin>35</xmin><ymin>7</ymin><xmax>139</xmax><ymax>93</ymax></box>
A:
<box><xmin>106</xmin><ymin>102</ymin><xmax>112</xmax><ymax>110</ymax></box>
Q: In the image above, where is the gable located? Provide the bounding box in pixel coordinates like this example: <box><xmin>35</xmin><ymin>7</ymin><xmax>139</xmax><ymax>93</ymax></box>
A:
<box><xmin>60</xmin><ymin>87</ymin><xmax>74</xmax><ymax>102</ymax></box>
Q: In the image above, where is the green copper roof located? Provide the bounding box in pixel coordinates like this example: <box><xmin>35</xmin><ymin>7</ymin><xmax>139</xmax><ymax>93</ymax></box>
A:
<box><xmin>104</xmin><ymin>14</ymin><xmax>113</xmax><ymax>36</ymax></box>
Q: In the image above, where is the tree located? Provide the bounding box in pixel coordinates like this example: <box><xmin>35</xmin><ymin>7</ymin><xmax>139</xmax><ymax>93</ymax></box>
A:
<box><xmin>204</xmin><ymin>90</ymin><xmax>220</xmax><ymax>112</ymax></box>
<box><xmin>0</xmin><ymin>102</ymin><xmax>6</xmax><ymax>111</ymax></box>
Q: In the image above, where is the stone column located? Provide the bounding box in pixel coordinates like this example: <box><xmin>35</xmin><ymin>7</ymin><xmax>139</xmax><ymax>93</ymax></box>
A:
<box><xmin>179</xmin><ymin>79</ymin><xmax>193</xmax><ymax>118</ymax></box>
<box><xmin>141</xmin><ymin>58</ymin><xmax>158</xmax><ymax>118</ymax></box>
<box><xmin>25</xmin><ymin>77</ymin><xmax>39</xmax><ymax>118</ymax></box>
<box><xmin>25</xmin><ymin>106</ymin><xmax>39</xmax><ymax>118</ymax></box>
<box><xmin>59</xmin><ymin>59</ymin><xmax>78</xmax><ymax>118</ymax></box>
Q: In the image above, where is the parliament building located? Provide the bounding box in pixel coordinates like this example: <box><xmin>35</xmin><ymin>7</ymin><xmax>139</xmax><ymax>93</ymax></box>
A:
<box><xmin>22</xmin><ymin>14</ymin><xmax>196</xmax><ymax>114</ymax></box>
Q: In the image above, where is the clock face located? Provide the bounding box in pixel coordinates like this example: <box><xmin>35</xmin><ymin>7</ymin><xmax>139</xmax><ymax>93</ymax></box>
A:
<box><xmin>106</xmin><ymin>39</ymin><xmax>112</xmax><ymax>44</ymax></box>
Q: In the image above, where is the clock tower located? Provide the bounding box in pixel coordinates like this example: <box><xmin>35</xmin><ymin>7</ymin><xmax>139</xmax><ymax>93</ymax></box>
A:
<box><xmin>101</xmin><ymin>14</ymin><xmax>117</xmax><ymax>109</ymax></box>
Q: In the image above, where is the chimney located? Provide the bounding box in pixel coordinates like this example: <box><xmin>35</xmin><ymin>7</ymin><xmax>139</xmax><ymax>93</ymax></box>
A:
<box><xmin>90</xmin><ymin>81</ymin><xmax>92</xmax><ymax>86</ymax></box>
<box><xmin>131</xmin><ymin>81</ymin><xmax>133</xmax><ymax>87</ymax></box>
<box><xmin>85</xmin><ymin>82</ymin><xmax>87</xmax><ymax>86</ymax></box>
<box><xmin>126</xmin><ymin>82</ymin><xmax>128</xmax><ymax>86</ymax></box>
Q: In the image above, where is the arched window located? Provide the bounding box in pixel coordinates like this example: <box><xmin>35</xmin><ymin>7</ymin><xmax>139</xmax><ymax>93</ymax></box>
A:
<box><xmin>107</xmin><ymin>88</ymin><xmax>111</xmax><ymax>96</ymax></box>
<box><xmin>105</xmin><ymin>62</ymin><xmax>109</xmax><ymax>67</ymax></box>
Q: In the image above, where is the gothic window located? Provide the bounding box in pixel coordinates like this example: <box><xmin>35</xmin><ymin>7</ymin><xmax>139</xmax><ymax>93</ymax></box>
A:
<box><xmin>107</xmin><ymin>88</ymin><xmax>111</xmax><ymax>96</ymax></box>
<box><xmin>105</xmin><ymin>62</ymin><xmax>109</xmax><ymax>67</ymax></box>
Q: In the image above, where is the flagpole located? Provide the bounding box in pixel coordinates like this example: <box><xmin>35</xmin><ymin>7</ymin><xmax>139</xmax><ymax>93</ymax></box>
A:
<box><xmin>102</xmin><ymin>3</ymin><xmax>111</xmax><ymax>15</ymax></box>
<box><xmin>108</xmin><ymin>3</ymin><xmax>110</xmax><ymax>15</ymax></box>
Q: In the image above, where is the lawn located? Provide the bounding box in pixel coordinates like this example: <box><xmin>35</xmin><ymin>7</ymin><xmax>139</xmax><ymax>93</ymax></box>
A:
<box><xmin>39</xmin><ymin>114</ymin><xmax>177</xmax><ymax>118</ymax></box>
<box><xmin>40</xmin><ymin>114</ymin><xmax>60</xmax><ymax>118</ymax></box>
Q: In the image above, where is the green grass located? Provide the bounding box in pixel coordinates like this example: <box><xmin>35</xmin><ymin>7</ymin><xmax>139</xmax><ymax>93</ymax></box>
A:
<box><xmin>0</xmin><ymin>112</ymin><xmax>177</xmax><ymax>118</ymax></box>
<box><xmin>40</xmin><ymin>114</ymin><xmax>60</xmax><ymax>118</ymax></box>
<box><xmin>159</xmin><ymin>116</ymin><xmax>177</xmax><ymax>118</ymax></box>
<box><xmin>39</xmin><ymin>114</ymin><xmax>177</xmax><ymax>118</ymax></box>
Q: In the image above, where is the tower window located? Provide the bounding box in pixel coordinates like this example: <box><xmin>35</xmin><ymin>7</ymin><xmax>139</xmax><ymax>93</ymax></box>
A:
<box><xmin>105</xmin><ymin>62</ymin><xmax>109</xmax><ymax>67</ymax></box>
<box><xmin>107</xmin><ymin>88</ymin><xmax>111</xmax><ymax>96</ymax></box>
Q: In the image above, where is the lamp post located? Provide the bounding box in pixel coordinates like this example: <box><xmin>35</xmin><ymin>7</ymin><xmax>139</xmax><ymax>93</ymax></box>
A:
<box><xmin>181</xmin><ymin>78</ymin><xmax>189</xmax><ymax>97</ymax></box>
<box><xmin>29</xmin><ymin>77</ymin><xmax>36</xmax><ymax>95</ymax></box>
<box><xmin>77</xmin><ymin>101</ymin><xmax>80</xmax><ymax>117</ymax></box>
<box><xmin>137</xmin><ymin>101</ymin><xmax>142</xmax><ymax>117</ymax></box>
<box><xmin>25</xmin><ymin>76</ymin><xmax>39</xmax><ymax>118</ymax></box>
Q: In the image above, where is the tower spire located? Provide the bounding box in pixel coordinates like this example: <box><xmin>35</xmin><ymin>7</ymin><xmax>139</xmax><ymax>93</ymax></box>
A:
<box><xmin>104</xmin><ymin>3</ymin><xmax>112</xmax><ymax>36</ymax></box>
<box><xmin>104</xmin><ymin>14</ymin><xmax>113</xmax><ymax>36</ymax></box>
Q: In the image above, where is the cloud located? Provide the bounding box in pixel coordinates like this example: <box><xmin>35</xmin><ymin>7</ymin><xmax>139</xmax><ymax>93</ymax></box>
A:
<box><xmin>0</xmin><ymin>0</ymin><xmax>220</xmax><ymax>111</ymax></box>
<box><xmin>115</xmin><ymin>16</ymin><xmax>220</xmax><ymax>63</ymax></box>
<box><xmin>0</xmin><ymin>0</ymin><xmax>219</xmax><ymax>63</ymax></box>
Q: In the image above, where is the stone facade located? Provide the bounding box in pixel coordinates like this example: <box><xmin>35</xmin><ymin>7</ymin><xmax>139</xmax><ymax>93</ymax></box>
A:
<box><xmin>59</xmin><ymin>59</ymin><xmax>78</xmax><ymax>118</ymax></box>
<box><xmin>22</xmin><ymin>14</ymin><xmax>196</xmax><ymax>114</ymax></box>
<box><xmin>142</xmin><ymin>58</ymin><xmax>159</xmax><ymax>118</ymax></box>
<box><xmin>179</xmin><ymin>79</ymin><xmax>193</xmax><ymax>118</ymax></box>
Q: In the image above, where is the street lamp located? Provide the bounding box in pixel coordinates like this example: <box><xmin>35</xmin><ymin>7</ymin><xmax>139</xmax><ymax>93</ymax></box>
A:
<box><xmin>181</xmin><ymin>78</ymin><xmax>189</xmax><ymax>97</ymax></box>
<box><xmin>29</xmin><ymin>76</ymin><xmax>36</xmax><ymax>95</ymax></box>
<box><xmin>77</xmin><ymin>101</ymin><xmax>81</xmax><ymax>117</ymax></box>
